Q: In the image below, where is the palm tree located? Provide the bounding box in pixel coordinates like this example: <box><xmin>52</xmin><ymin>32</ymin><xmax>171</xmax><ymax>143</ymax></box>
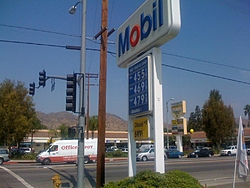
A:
<box><xmin>89</xmin><ymin>115</ymin><xmax>98</xmax><ymax>138</ymax></box>
<box><xmin>243</xmin><ymin>104</ymin><xmax>250</xmax><ymax>127</ymax></box>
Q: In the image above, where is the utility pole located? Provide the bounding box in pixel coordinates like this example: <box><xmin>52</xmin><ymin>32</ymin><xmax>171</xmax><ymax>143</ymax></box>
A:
<box><xmin>86</xmin><ymin>73</ymin><xmax>98</xmax><ymax>139</ymax></box>
<box><xmin>77</xmin><ymin>1</ymin><xmax>86</xmax><ymax>188</ymax></box>
<box><xmin>96</xmin><ymin>0</ymin><xmax>108</xmax><ymax>187</ymax></box>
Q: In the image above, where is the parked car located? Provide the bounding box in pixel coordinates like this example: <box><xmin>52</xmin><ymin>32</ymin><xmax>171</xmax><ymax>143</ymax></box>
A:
<box><xmin>168</xmin><ymin>146</ymin><xmax>177</xmax><ymax>150</ymax></box>
<box><xmin>136</xmin><ymin>148</ymin><xmax>167</xmax><ymax>161</ymax></box>
<box><xmin>121</xmin><ymin>148</ymin><xmax>128</xmax><ymax>153</ymax></box>
<box><xmin>0</xmin><ymin>148</ymin><xmax>10</xmax><ymax>165</ymax></box>
<box><xmin>136</xmin><ymin>148</ymin><xmax>155</xmax><ymax>161</ymax></box>
<box><xmin>165</xmin><ymin>149</ymin><xmax>184</xmax><ymax>158</ymax></box>
<box><xmin>106</xmin><ymin>148</ymin><xmax>114</xmax><ymax>152</ymax></box>
<box><xmin>187</xmin><ymin>148</ymin><xmax>214</xmax><ymax>158</ymax></box>
<box><xmin>247</xmin><ymin>148</ymin><xmax>250</xmax><ymax>156</ymax></box>
<box><xmin>110</xmin><ymin>146</ymin><xmax>118</xmax><ymax>151</ymax></box>
<box><xmin>139</xmin><ymin>144</ymin><xmax>154</xmax><ymax>152</ymax></box>
<box><xmin>19</xmin><ymin>147</ymin><xmax>31</xmax><ymax>154</ymax></box>
<box><xmin>220</xmin><ymin>145</ymin><xmax>237</xmax><ymax>156</ymax></box>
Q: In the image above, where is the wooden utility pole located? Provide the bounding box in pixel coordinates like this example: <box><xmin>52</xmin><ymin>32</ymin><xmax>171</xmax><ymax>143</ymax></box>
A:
<box><xmin>85</xmin><ymin>73</ymin><xmax>98</xmax><ymax>139</ymax></box>
<box><xmin>96</xmin><ymin>0</ymin><xmax>108</xmax><ymax>188</ymax></box>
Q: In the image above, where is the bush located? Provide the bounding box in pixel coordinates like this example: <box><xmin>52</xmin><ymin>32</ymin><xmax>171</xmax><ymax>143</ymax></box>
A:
<box><xmin>103</xmin><ymin>170</ymin><xmax>203</xmax><ymax>188</ymax></box>
<box><xmin>10</xmin><ymin>153</ymin><xmax>37</xmax><ymax>160</ymax></box>
<box><xmin>105</xmin><ymin>150</ymin><xmax>128</xmax><ymax>158</ymax></box>
<box><xmin>164</xmin><ymin>170</ymin><xmax>203</xmax><ymax>188</ymax></box>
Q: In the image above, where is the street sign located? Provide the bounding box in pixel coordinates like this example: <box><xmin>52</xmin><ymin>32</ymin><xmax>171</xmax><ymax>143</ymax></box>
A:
<box><xmin>171</xmin><ymin>101</ymin><xmax>186</xmax><ymax>119</ymax></box>
<box><xmin>171</xmin><ymin>118</ymin><xmax>187</xmax><ymax>135</ymax></box>
<box><xmin>128</xmin><ymin>56</ymin><xmax>152</xmax><ymax>116</ymax></box>
<box><xmin>133</xmin><ymin>116</ymin><xmax>150</xmax><ymax>140</ymax></box>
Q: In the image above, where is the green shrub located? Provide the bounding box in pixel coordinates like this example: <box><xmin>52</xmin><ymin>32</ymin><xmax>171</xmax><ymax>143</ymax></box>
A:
<box><xmin>212</xmin><ymin>149</ymin><xmax>220</xmax><ymax>154</ymax></box>
<box><xmin>10</xmin><ymin>153</ymin><xmax>37</xmax><ymax>160</ymax></box>
<box><xmin>103</xmin><ymin>170</ymin><xmax>203</xmax><ymax>188</ymax></box>
<box><xmin>164</xmin><ymin>170</ymin><xmax>203</xmax><ymax>188</ymax></box>
<box><xmin>105</xmin><ymin>150</ymin><xmax>128</xmax><ymax>158</ymax></box>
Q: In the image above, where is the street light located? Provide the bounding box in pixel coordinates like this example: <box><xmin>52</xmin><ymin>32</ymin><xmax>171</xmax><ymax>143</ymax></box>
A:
<box><xmin>69</xmin><ymin>2</ymin><xmax>81</xmax><ymax>14</ymax></box>
<box><xmin>69</xmin><ymin>1</ymin><xmax>86</xmax><ymax>188</ymax></box>
<box><xmin>166</xmin><ymin>98</ymin><xmax>174</xmax><ymax>149</ymax></box>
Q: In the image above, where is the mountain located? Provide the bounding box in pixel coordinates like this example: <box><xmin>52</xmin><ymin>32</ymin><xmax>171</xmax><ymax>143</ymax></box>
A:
<box><xmin>36</xmin><ymin>111</ymin><xmax>248</xmax><ymax>131</ymax></box>
<box><xmin>36</xmin><ymin>111</ymin><xmax>128</xmax><ymax>131</ymax></box>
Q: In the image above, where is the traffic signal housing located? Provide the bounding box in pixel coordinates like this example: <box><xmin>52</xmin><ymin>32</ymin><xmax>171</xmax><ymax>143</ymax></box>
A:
<box><xmin>68</xmin><ymin>127</ymin><xmax>76</xmax><ymax>138</ymax></box>
<box><xmin>29</xmin><ymin>82</ymin><xmax>35</xmax><ymax>96</ymax></box>
<box><xmin>39</xmin><ymin>70</ymin><xmax>46</xmax><ymax>87</ymax></box>
<box><xmin>66</xmin><ymin>73</ymin><xmax>77</xmax><ymax>112</ymax></box>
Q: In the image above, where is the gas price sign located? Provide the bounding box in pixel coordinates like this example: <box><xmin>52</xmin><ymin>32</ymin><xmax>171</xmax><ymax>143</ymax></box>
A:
<box><xmin>128</xmin><ymin>56</ymin><xmax>152</xmax><ymax>116</ymax></box>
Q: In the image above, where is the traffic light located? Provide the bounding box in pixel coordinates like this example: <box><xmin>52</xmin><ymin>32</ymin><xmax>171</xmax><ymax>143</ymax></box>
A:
<box><xmin>29</xmin><ymin>82</ymin><xmax>35</xmax><ymax>96</ymax></box>
<box><xmin>68</xmin><ymin>127</ymin><xmax>76</xmax><ymax>138</ymax></box>
<box><xmin>66</xmin><ymin>73</ymin><xmax>77</xmax><ymax>112</ymax></box>
<box><xmin>39</xmin><ymin>70</ymin><xmax>46</xmax><ymax>87</ymax></box>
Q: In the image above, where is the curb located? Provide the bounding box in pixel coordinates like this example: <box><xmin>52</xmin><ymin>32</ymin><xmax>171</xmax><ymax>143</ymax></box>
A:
<box><xmin>5</xmin><ymin>158</ymin><xmax>128</xmax><ymax>165</ymax></box>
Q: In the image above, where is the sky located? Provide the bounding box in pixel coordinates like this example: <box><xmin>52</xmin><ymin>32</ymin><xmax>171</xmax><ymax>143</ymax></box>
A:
<box><xmin>1</xmin><ymin>0</ymin><xmax>250</xmax><ymax>123</ymax></box>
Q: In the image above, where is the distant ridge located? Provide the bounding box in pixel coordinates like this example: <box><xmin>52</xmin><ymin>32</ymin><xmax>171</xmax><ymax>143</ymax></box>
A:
<box><xmin>36</xmin><ymin>111</ymin><xmax>128</xmax><ymax>131</ymax></box>
<box><xmin>36</xmin><ymin>111</ymin><xmax>248</xmax><ymax>131</ymax></box>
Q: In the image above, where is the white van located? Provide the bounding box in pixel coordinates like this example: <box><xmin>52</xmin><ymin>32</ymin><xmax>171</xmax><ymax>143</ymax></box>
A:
<box><xmin>36</xmin><ymin>139</ymin><xmax>97</xmax><ymax>165</ymax></box>
<box><xmin>139</xmin><ymin>144</ymin><xmax>154</xmax><ymax>151</ymax></box>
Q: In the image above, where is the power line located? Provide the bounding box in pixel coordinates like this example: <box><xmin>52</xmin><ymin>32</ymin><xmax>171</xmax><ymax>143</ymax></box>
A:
<box><xmin>163</xmin><ymin>64</ymin><xmax>250</xmax><ymax>86</ymax></box>
<box><xmin>0</xmin><ymin>23</ymin><xmax>116</xmax><ymax>45</ymax></box>
<box><xmin>0</xmin><ymin>23</ymin><xmax>80</xmax><ymax>38</ymax></box>
<box><xmin>1</xmin><ymin>39</ymin><xmax>249</xmax><ymax>85</ymax></box>
<box><xmin>0</xmin><ymin>39</ymin><xmax>116</xmax><ymax>55</ymax></box>
<box><xmin>163</xmin><ymin>52</ymin><xmax>250</xmax><ymax>72</ymax></box>
<box><xmin>0</xmin><ymin>39</ymin><xmax>65</xmax><ymax>48</ymax></box>
<box><xmin>214</xmin><ymin>0</ymin><xmax>250</xmax><ymax>15</ymax></box>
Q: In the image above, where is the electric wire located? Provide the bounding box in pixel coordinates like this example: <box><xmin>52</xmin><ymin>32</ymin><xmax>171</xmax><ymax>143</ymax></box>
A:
<box><xmin>214</xmin><ymin>0</ymin><xmax>250</xmax><ymax>15</ymax></box>
<box><xmin>162</xmin><ymin>64</ymin><xmax>250</xmax><ymax>86</ymax></box>
<box><xmin>0</xmin><ymin>23</ymin><xmax>115</xmax><ymax>44</ymax></box>
<box><xmin>1</xmin><ymin>39</ymin><xmax>249</xmax><ymax>84</ymax></box>
<box><xmin>0</xmin><ymin>39</ymin><xmax>116</xmax><ymax>56</ymax></box>
<box><xmin>163</xmin><ymin>52</ymin><xmax>250</xmax><ymax>72</ymax></box>
<box><xmin>0</xmin><ymin>23</ymin><xmax>80</xmax><ymax>38</ymax></box>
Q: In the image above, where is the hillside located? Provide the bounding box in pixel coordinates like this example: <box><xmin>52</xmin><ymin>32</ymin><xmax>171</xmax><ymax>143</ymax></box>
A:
<box><xmin>36</xmin><ymin>111</ymin><xmax>128</xmax><ymax>131</ymax></box>
<box><xmin>36</xmin><ymin>111</ymin><xmax>248</xmax><ymax>132</ymax></box>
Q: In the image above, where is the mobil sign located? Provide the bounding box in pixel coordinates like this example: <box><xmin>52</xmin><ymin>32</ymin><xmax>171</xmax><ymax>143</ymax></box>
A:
<box><xmin>116</xmin><ymin>0</ymin><xmax>181</xmax><ymax>68</ymax></box>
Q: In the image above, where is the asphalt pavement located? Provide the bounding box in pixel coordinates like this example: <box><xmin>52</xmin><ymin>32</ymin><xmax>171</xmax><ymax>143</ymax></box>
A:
<box><xmin>4</xmin><ymin>158</ymin><xmax>250</xmax><ymax>188</ymax></box>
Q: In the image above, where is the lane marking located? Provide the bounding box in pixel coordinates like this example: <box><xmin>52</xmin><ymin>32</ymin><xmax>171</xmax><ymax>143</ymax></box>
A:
<box><xmin>0</xmin><ymin>166</ymin><xmax>34</xmax><ymax>188</ymax></box>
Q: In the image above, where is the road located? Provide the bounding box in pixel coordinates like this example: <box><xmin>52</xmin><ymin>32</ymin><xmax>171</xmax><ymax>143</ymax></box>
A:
<box><xmin>0</xmin><ymin>156</ymin><xmax>250</xmax><ymax>188</ymax></box>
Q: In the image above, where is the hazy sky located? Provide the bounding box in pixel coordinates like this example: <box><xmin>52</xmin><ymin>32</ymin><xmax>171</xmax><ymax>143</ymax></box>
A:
<box><xmin>1</xmin><ymin>0</ymin><xmax>250</xmax><ymax>123</ymax></box>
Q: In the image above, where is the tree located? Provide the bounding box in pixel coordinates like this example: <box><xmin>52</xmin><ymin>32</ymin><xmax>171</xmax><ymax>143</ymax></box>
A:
<box><xmin>243</xmin><ymin>104</ymin><xmax>250</xmax><ymax>127</ymax></box>
<box><xmin>202</xmin><ymin>90</ymin><xmax>235</xmax><ymax>149</ymax></box>
<box><xmin>0</xmin><ymin>79</ymin><xmax>37</xmax><ymax>148</ymax></box>
<box><xmin>188</xmin><ymin>106</ymin><xmax>203</xmax><ymax>132</ymax></box>
<box><xmin>89</xmin><ymin>115</ymin><xmax>98</xmax><ymax>138</ymax></box>
<box><xmin>58</xmin><ymin>124</ymin><xmax>69</xmax><ymax>139</ymax></box>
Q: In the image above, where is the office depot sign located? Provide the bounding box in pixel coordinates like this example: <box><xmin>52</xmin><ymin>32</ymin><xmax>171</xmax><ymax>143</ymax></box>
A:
<box><xmin>116</xmin><ymin>0</ymin><xmax>181</xmax><ymax>68</ymax></box>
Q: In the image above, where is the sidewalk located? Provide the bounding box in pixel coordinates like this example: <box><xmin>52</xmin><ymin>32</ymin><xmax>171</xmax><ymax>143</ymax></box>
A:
<box><xmin>5</xmin><ymin>157</ymin><xmax>128</xmax><ymax>164</ymax></box>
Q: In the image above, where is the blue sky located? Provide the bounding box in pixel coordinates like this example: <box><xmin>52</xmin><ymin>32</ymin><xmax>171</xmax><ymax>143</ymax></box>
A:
<box><xmin>1</xmin><ymin>0</ymin><xmax>250</xmax><ymax>123</ymax></box>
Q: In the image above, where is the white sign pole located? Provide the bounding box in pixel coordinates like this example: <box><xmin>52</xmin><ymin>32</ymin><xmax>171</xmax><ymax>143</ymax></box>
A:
<box><xmin>152</xmin><ymin>48</ymin><xmax>165</xmax><ymax>173</ymax></box>
<box><xmin>176</xmin><ymin>135</ymin><xmax>183</xmax><ymax>152</ymax></box>
<box><xmin>128</xmin><ymin>117</ymin><xmax>136</xmax><ymax>176</ymax></box>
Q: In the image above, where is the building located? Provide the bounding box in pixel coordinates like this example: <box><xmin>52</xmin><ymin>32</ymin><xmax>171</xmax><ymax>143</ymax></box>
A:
<box><xmin>23</xmin><ymin>128</ymin><xmax>250</xmax><ymax>152</ymax></box>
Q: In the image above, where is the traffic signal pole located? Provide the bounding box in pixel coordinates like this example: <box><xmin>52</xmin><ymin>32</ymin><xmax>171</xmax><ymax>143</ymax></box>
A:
<box><xmin>77</xmin><ymin>0</ymin><xmax>86</xmax><ymax>188</ymax></box>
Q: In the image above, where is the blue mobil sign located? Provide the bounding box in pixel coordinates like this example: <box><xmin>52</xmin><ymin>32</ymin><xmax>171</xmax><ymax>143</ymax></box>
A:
<box><xmin>129</xmin><ymin>56</ymin><xmax>152</xmax><ymax>116</ymax></box>
<box><xmin>116</xmin><ymin>0</ymin><xmax>181</xmax><ymax>68</ymax></box>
